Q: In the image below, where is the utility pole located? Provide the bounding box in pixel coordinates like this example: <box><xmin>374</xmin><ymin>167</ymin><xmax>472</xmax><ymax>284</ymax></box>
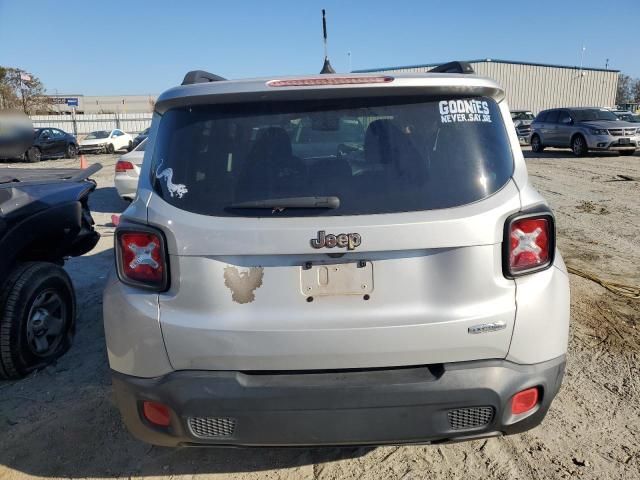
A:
<box><xmin>577</xmin><ymin>45</ymin><xmax>586</xmax><ymax>107</ymax></box>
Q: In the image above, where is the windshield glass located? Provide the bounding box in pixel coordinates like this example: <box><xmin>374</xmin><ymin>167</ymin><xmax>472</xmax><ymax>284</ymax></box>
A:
<box><xmin>511</xmin><ymin>112</ymin><xmax>534</xmax><ymax>121</ymax></box>
<box><xmin>85</xmin><ymin>130</ymin><xmax>110</xmax><ymax>140</ymax></box>
<box><xmin>572</xmin><ymin>109</ymin><xmax>618</xmax><ymax>122</ymax></box>
<box><xmin>151</xmin><ymin>96</ymin><xmax>514</xmax><ymax>217</ymax></box>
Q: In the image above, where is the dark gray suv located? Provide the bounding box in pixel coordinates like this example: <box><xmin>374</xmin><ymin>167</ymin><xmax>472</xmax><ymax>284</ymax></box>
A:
<box><xmin>530</xmin><ymin>107</ymin><xmax>639</xmax><ymax>157</ymax></box>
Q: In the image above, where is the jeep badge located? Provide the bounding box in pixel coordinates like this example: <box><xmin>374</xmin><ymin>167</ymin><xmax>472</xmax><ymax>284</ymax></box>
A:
<box><xmin>311</xmin><ymin>230</ymin><xmax>361</xmax><ymax>250</ymax></box>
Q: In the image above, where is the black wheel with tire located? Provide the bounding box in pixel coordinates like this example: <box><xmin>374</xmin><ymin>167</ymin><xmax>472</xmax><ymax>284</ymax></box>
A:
<box><xmin>0</xmin><ymin>262</ymin><xmax>76</xmax><ymax>379</ymax></box>
<box><xmin>619</xmin><ymin>150</ymin><xmax>635</xmax><ymax>156</ymax></box>
<box><xmin>26</xmin><ymin>146</ymin><xmax>41</xmax><ymax>163</ymax></box>
<box><xmin>530</xmin><ymin>134</ymin><xmax>544</xmax><ymax>153</ymax></box>
<box><xmin>571</xmin><ymin>135</ymin><xmax>588</xmax><ymax>157</ymax></box>
<box><xmin>65</xmin><ymin>143</ymin><xmax>78</xmax><ymax>159</ymax></box>
<box><xmin>106</xmin><ymin>143</ymin><xmax>115</xmax><ymax>154</ymax></box>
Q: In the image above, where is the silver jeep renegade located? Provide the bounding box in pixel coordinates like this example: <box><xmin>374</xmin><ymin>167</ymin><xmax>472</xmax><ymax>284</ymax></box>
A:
<box><xmin>104</xmin><ymin>65</ymin><xmax>570</xmax><ymax>447</ymax></box>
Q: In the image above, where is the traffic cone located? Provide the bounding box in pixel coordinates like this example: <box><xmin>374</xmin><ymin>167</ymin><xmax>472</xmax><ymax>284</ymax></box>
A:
<box><xmin>79</xmin><ymin>154</ymin><xmax>88</xmax><ymax>169</ymax></box>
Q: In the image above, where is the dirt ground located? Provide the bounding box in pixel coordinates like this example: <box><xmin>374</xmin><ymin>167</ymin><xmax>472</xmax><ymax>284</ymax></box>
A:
<box><xmin>0</xmin><ymin>148</ymin><xmax>639</xmax><ymax>480</ymax></box>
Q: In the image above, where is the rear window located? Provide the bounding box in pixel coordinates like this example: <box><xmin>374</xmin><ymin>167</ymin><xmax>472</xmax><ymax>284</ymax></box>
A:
<box><xmin>151</xmin><ymin>96</ymin><xmax>514</xmax><ymax>217</ymax></box>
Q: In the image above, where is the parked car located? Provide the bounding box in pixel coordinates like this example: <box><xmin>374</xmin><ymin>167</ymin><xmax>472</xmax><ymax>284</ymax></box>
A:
<box><xmin>610</xmin><ymin>110</ymin><xmax>634</xmax><ymax>121</ymax></box>
<box><xmin>511</xmin><ymin>110</ymin><xmax>535</xmax><ymax>145</ymax></box>
<box><xmin>115</xmin><ymin>139</ymin><xmax>146</xmax><ymax>200</ymax></box>
<box><xmin>0</xmin><ymin>164</ymin><xmax>101</xmax><ymax>379</ymax></box>
<box><xmin>105</xmin><ymin>66</ymin><xmax>569</xmax><ymax>447</ymax></box>
<box><xmin>530</xmin><ymin>107</ymin><xmax>639</xmax><ymax>156</ymax></box>
<box><xmin>130</xmin><ymin>127</ymin><xmax>150</xmax><ymax>150</ymax></box>
<box><xmin>22</xmin><ymin>128</ymin><xmax>79</xmax><ymax>163</ymax></box>
<box><xmin>79</xmin><ymin>129</ymin><xmax>133</xmax><ymax>154</ymax></box>
<box><xmin>610</xmin><ymin>110</ymin><xmax>640</xmax><ymax>123</ymax></box>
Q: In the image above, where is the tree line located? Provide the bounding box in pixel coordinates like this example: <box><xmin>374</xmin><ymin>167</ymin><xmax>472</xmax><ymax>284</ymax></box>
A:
<box><xmin>0</xmin><ymin>67</ymin><xmax>46</xmax><ymax>114</ymax></box>
<box><xmin>616</xmin><ymin>74</ymin><xmax>640</xmax><ymax>107</ymax></box>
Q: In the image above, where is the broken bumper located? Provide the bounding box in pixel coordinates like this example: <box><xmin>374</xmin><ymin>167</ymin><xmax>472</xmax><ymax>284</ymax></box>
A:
<box><xmin>112</xmin><ymin>355</ymin><xmax>565</xmax><ymax>447</ymax></box>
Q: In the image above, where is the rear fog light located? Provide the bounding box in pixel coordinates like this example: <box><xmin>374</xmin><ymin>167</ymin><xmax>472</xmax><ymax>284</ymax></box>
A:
<box><xmin>143</xmin><ymin>401</ymin><xmax>171</xmax><ymax>427</ymax></box>
<box><xmin>511</xmin><ymin>387</ymin><xmax>540</xmax><ymax>415</ymax></box>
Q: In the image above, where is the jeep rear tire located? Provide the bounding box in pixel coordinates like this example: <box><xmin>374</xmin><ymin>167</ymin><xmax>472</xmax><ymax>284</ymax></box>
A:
<box><xmin>531</xmin><ymin>134</ymin><xmax>544</xmax><ymax>153</ymax></box>
<box><xmin>0</xmin><ymin>262</ymin><xmax>76</xmax><ymax>379</ymax></box>
<box><xmin>571</xmin><ymin>135</ymin><xmax>588</xmax><ymax>157</ymax></box>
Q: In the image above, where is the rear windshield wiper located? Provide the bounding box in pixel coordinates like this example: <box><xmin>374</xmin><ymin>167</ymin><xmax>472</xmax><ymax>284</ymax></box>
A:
<box><xmin>229</xmin><ymin>196</ymin><xmax>340</xmax><ymax>209</ymax></box>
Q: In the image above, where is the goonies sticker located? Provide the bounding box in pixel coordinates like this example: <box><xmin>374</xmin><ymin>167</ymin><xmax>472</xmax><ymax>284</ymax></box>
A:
<box><xmin>439</xmin><ymin>100</ymin><xmax>492</xmax><ymax>124</ymax></box>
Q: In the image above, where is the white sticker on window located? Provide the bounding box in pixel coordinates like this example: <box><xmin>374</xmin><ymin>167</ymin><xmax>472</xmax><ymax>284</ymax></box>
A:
<box><xmin>439</xmin><ymin>100</ymin><xmax>492</xmax><ymax>124</ymax></box>
<box><xmin>155</xmin><ymin>160</ymin><xmax>189</xmax><ymax>198</ymax></box>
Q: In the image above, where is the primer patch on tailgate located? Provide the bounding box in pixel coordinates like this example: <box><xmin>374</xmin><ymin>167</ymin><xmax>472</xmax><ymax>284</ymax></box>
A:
<box><xmin>223</xmin><ymin>266</ymin><xmax>264</xmax><ymax>304</ymax></box>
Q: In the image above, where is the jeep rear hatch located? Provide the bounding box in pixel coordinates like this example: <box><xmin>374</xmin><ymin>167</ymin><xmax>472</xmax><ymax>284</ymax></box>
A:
<box><xmin>147</xmin><ymin>91</ymin><xmax>520</xmax><ymax>370</ymax></box>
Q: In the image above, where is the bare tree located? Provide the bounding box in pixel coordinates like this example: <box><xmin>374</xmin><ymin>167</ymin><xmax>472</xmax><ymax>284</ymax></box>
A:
<box><xmin>632</xmin><ymin>79</ymin><xmax>640</xmax><ymax>104</ymax></box>
<box><xmin>616</xmin><ymin>73</ymin><xmax>633</xmax><ymax>105</ymax></box>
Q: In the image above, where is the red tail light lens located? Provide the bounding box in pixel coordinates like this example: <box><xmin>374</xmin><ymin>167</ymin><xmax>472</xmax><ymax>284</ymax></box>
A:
<box><xmin>115</xmin><ymin>228</ymin><xmax>168</xmax><ymax>290</ymax></box>
<box><xmin>511</xmin><ymin>387</ymin><xmax>539</xmax><ymax>415</ymax></box>
<box><xmin>115</xmin><ymin>160</ymin><xmax>134</xmax><ymax>172</ymax></box>
<box><xmin>267</xmin><ymin>76</ymin><xmax>394</xmax><ymax>87</ymax></box>
<box><xmin>504</xmin><ymin>212</ymin><xmax>555</xmax><ymax>277</ymax></box>
<box><xmin>142</xmin><ymin>401</ymin><xmax>171</xmax><ymax>427</ymax></box>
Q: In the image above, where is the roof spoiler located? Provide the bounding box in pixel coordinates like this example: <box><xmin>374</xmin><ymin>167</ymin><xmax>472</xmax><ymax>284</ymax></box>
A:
<box><xmin>181</xmin><ymin>70</ymin><xmax>227</xmax><ymax>85</ymax></box>
<box><xmin>429</xmin><ymin>61</ymin><xmax>475</xmax><ymax>74</ymax></box>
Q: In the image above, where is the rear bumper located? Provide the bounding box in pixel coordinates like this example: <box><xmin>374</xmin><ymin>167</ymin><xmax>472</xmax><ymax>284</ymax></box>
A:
<box><xmin>112</xmin><ymin>355</ymin><xmax>565</xmax><ymax>447</ymax></box>
<box><xmin>114</xmin><ymin>175</ymin><xmax>138</xmax><ymax>199</ymax></box>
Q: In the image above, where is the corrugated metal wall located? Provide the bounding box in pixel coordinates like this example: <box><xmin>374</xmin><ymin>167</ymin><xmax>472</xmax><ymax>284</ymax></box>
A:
<box><xmin>376</xmin><ymin>61</ymin><xmax>618</xmax><ymax>113</ymax></box>
<box><xmin>30</xmin><ymin>113</ymin><xmax>152</xmax><ymax>136</ymax></box>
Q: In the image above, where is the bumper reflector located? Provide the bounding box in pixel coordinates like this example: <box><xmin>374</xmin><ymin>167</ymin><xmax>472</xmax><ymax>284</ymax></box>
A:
<box><xmin>511</xmin><ymin>387</ymin><xmax>539</xmax><ymax>415</ymax></box>
<box><xmin>143</xmin><ymin>401</ymin><xmax>171</xmax><ymax>427</ymax></box>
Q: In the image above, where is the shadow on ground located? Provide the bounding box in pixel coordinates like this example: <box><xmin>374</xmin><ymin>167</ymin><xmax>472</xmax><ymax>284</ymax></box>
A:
<box><xmin>522</xmin><ymin>149</ymin><xmax>626</xmax><ymax>159</ymax></box>
<box><xmin>89</xmin><ymin>186</ymin><xmax>129</xmax><ymax>214</ymax></box>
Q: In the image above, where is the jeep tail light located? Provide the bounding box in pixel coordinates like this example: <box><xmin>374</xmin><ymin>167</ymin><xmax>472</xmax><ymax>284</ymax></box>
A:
<box><xmin>503</xmin><ymin>211</ymin><xmax>555</xmax><ymax>278</ymax></box>
<box><xmin>115</xmin><ymin>227</ymin><xmax>168</xmax><ymax>290</ymax></box>
<box><xmin>115</xmin><ymin>160</ymin><xmax>134</xmax><ymax>172</ymax></box>
<box><xmin>511</xmin><ymin>387</ymin><xmax>539</xmax><ymax>415</ymax></box>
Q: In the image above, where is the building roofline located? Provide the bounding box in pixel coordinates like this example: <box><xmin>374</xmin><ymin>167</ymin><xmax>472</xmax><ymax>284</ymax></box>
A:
<box><xmin>353</xmin><ymin>58</ymin><xmax>620</xmax><ymax>74</ymax></box>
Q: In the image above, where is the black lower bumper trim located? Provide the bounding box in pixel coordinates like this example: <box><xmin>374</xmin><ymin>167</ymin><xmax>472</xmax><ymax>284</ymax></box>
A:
<box><xmin>112</xmin><ymin>356</ymin><xmax>565</xmax><ymax>447</ymax></box>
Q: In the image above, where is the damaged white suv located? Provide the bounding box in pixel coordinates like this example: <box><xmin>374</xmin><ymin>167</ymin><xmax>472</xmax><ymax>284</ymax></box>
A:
<box><xmin>104</xmin><ymin>64</ymin><xmax>570</xmax><ymax>447</ymax></box>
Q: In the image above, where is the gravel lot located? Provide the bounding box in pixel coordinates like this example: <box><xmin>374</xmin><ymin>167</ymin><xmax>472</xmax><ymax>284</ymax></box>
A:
<box><xmin>0</xmin><ymin>148</ymin><xmax>639</xmax><ymax>480</ymax></box>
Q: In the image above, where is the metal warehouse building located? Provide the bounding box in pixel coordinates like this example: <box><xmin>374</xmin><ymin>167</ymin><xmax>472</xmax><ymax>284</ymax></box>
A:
<box><xmin>44</xmin><ymin>94</ymin><xmax>157</xmax><ymax>114</ymax></box>
<box><xmin>355</xmin><ymin>59</ymin><xmax>619</xmax><ymax>113</ymax></box>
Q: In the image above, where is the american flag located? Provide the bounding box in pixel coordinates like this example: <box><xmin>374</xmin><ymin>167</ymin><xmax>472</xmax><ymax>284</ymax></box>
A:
<box><xmin>19</xmin><ymin>72</ymin><xmax>31</xmax><ymax>82</ymax></box>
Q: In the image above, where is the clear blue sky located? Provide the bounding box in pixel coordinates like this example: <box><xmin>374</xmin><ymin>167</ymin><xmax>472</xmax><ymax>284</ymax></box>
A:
<box><xmin>0</xmin><ymin>0</ymin><xmax>637</xmax><ymax>95</ymax></box>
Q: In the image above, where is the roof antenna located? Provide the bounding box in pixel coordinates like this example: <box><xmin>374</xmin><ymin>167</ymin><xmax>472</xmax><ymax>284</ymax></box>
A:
<box><xmin>320</xmin><ymin>9</ymin><xmax>335</xmax><ymax>74</ymax></box>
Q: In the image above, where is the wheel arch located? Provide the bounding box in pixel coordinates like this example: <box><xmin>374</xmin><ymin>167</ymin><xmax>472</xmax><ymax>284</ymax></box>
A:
<box><xmin>0</xmin><ymin>201</ymin><xmax>98</xmax><ymax>280</ymax></box>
